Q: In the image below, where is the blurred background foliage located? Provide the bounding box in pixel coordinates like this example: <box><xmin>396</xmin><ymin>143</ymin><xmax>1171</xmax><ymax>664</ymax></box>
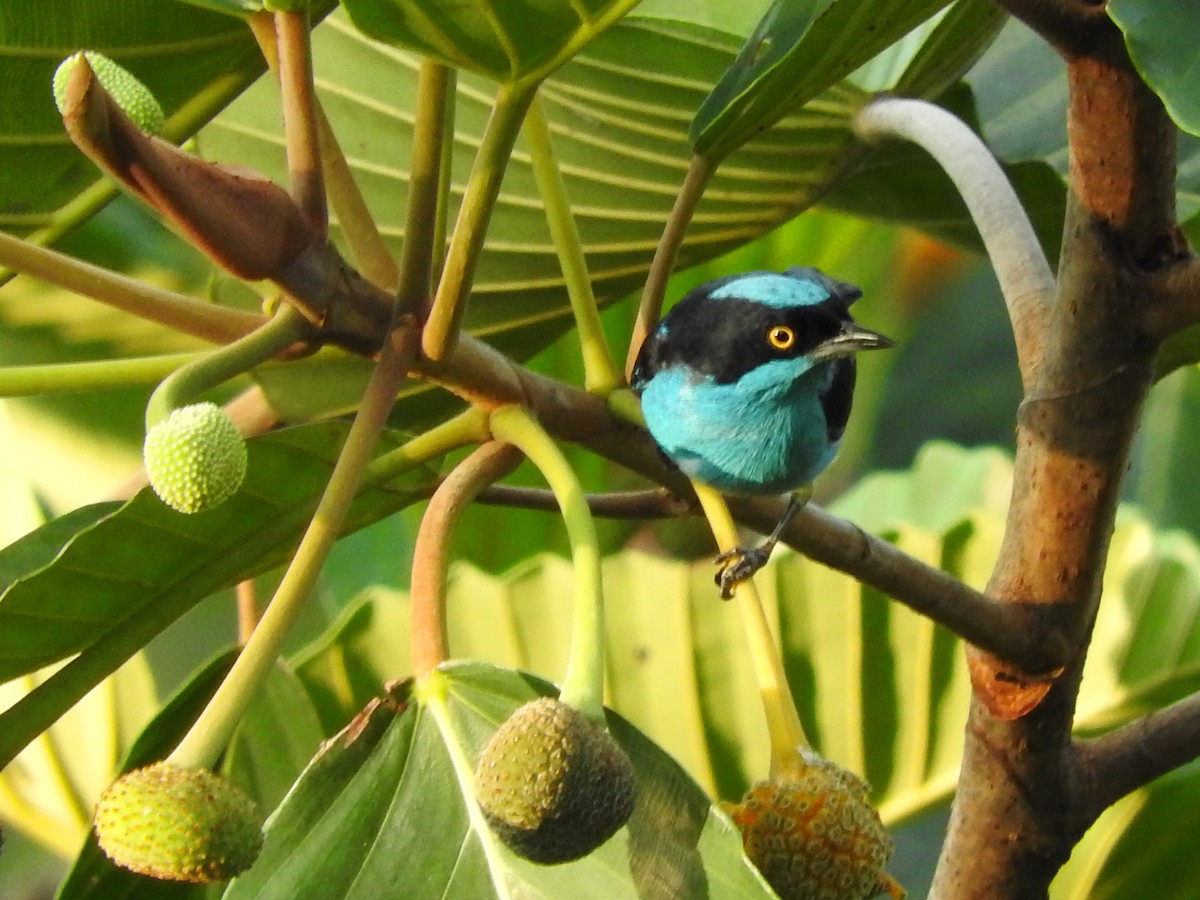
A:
<box><xmin>4</xmin><ymin>0</ymin><xmax>1200</xmax><ymax>897</ymax></box>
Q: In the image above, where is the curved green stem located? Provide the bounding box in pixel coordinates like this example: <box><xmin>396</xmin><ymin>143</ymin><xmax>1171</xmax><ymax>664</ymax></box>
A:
<box><xmin>691</xmin><ymin>482</ymin><xmax>809</xmax><ymax>777</ymax></box>
<box><xmin>854</xmin><ymin>97</ymin><xmax>1054</xmax><ymax>388</ymax></box>
<box><xmin>144</xmin><ymin>303</ymin><xmax>312</xmax><ymax>429</ymax></box>
<box><xmin>624</xmin><ymin>154</ymin><xmax>715</xmax><ymax>377</ymax></box>
<box><xmin>523</xmin><ymin>94</ymin><xmax>621</xmax><ymax>394</ymax></box>
<box><xmin>166</xmin><ymin>325</ymin><xmax>419</xmax><ymax>771</ymax></box>
<box><xmin>422</xmin><ymin>82</ymin><xmax>538</xmax><ymax>360</ymax></box>
<box><xmin>0</xmin><ymin>353</ymin><xmax>202</xmax><ymax>397</ymax></box>
<box><xmin>488</xmin><ymin>404</ymin><xmax>606</xmax><ymax>723</ymax></box>
<box><xmin>409</xmin><ymin>441</ymin><xmax>524</xmax><ymax>678</ymax></box>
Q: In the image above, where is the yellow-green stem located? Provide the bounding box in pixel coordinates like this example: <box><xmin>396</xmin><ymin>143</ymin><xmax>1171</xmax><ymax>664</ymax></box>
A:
<box><xmin>489</xmin><ymin>404</ymin><xmax>606</xmax><ymax>722</ymax></box>
<box><xmin>144</xmin><ymin>303</ymin><xmax>311</xmax><ymax>429</ymax></box>
<box><xmin>398</xmin><ymin>60</ymin><xmax>454</xmax><ymax>312</ymax></box>
<box><xmin>422</xmin><ymin>82</ymin><xmax>537</xmax><ymax>360</ymax></box>
<box><xmin>166</xmin><ymin>326</ymin><xmax>418</xmax><ymax>770</ymax></box>
<box><xmin>432</xmin><ymin>73</ymin><xmax>457</xmax><ymax>283</ymax></box>
<box><xmin>624</xmin><ymin>154</ymin><xmax>715</xmax><ymax>377</ymax></box>
<box><xmin>0</xmin><ymin>353</ymin><xmax>201</xmax><ymax>397</ymax></box>
<box><xmin>523</xmin><ymin>94</ymin><xmax>621</xmax><ymax>394</ymax></box>
<box><xmin>691</xmin><ymin>482</ymin><xmax>809</xmax><ymax>776</ymax></box>
<box><xmin>606</xmin><ymin>388</ymin><xmax>645</xmax><ymax>429</ymax></box>
<box><xmin>0</xmin><ymin>229</ymin><xmax>263</xmax><ymax>344</ymax></box>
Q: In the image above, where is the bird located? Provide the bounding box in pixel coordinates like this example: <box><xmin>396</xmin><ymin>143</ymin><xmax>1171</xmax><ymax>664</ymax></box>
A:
<box><xmin>631</xmin><ymin>267</ymin><xmax>893</xmax><ymax>598</ymax></box>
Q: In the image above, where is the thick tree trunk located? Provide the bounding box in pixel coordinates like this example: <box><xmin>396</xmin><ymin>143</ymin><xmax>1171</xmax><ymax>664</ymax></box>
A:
<box><xmin>931</xmin><ymin>5</ymin><xmax>1184</xmax><ymax>897</ymax></box>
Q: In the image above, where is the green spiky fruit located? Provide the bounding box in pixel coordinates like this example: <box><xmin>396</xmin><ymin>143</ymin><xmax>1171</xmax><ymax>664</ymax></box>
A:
<box><xmin>726</xmin><ymin>751</ymin><xmax>903</xmax><ymax>900</ymax></box>
<box><xmin>143</xmin><ymin>402</ymin><xmax>247</xmax><ymax>514</ymax></box>
<box><xmin>94</xmin><ymin>763</ymin><xmax>262</xmax><ymax>883</ymax></box>
<box><xmin>53</xmin><ymin>51</ymin><xmax>165</xmax><ymax>135</ymax></box>
<box><xmin>474</xmin><ymin>697</ymin><xmax>636</xmax><ymax>864</ymax></box>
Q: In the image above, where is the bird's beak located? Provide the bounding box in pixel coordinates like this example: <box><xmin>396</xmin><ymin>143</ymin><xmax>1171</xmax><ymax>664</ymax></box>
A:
<box><xmin>809</xmin><ymin>322</ymin><xmax>894</xmax><ymax>362</ymax></box>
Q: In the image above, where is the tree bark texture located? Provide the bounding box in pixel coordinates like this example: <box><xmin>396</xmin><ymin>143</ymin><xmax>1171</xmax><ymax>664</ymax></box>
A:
<box><xmin>932</xmin><ymin>5</ymin><xmax>1191</xmax><ymax>897</ymax></box>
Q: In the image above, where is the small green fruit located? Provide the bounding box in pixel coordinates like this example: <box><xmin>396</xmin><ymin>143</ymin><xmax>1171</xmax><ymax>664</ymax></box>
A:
<box><xmin>94</xmin><ymin>763</ymin><xmax>262</xmax><ymax>883</ymax></box>
<box><xmin>474</xmin><ymin>697</ymin><xmax>636</xmax><ymax>864</ymax></box>
<box><xmin>144</xmin><ymin>402</ymin><xmax>247</xmax><ymax>514</ymax></box>
<box><xmin>726</xmin><ymin>751</ymin><xmax>904</xmax><ymax>900</ymax></box>
<box><xmin>53</xmin><ymin>51</ymin><xmax>165</xmax><ymax>135</ymax></box>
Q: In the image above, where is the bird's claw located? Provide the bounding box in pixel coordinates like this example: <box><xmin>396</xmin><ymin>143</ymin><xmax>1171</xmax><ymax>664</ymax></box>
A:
<box><xmin>714</xmin><ymin>546</ymin><xmax>771</xmax><ymax>599</ymax></box>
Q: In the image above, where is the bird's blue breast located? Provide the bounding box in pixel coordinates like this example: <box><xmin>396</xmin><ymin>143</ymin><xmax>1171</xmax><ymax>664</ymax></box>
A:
<box><xmin>638</xmin><ymin>358</ymin><xmax>839</xmax><ymax>495</ymax></box>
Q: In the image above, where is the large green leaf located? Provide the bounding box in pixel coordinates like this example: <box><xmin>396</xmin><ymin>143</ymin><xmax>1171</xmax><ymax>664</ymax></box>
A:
<box><xmin>224</xmin><ymin>662</ymin><xmax>774</xmax><ymax>899</ymax></box>
<box><xmin>690</xmin><ymin>0</ymin><xmax>951</xmax><ymax>158</ymax></box>
<box><xmin>341</xmin><ymin>0</ymin><xmax>643</xmax><ymax>85</ymax></box>
<box><xmin>0</xmin><ymin>422</ymin><xmax>437</xmax><ymax>769</ymax></box>
<box><xmin>1109</xmin><ymin>0</ymin><xmax>1200</xmax><ymax>139</ymax></box>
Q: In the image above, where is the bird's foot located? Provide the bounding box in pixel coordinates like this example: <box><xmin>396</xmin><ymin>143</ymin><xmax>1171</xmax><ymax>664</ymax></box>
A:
<box><xmin>714</xmin><ymin>545</ymin><xmax>772</xmax><ymax>599</ymax></box>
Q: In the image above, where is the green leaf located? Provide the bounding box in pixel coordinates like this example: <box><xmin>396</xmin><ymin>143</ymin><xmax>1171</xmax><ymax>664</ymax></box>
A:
<box><xmin>223</xmin><ymin>663</ymin><xmax>775</xmax><ymax>899</ymax></box>
<box><xmin>690</xmin><ymin>0</ymin><xmax>952</xmax><ymax>158</ymax></box>
<box><xmin>1109</xmin><ymin>0</ymin><xmax>1200</xmax><ymax>138</ymax></box>
<box><xmin>0</xmin><ymin>423</ymin><xmax>437</xmax><ymax>770</ymax></box>
<box><xmin>340</xmin><ymin>0</ymin><xmax>643</xmax><ymax>85</ymax></box>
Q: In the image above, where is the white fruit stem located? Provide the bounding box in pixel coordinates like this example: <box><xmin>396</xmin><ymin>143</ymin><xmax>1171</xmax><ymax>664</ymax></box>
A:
<box><xmin>854</xmin><ymin>96</ymin><xmax>1055</xmax><ymax>388</ymax></box>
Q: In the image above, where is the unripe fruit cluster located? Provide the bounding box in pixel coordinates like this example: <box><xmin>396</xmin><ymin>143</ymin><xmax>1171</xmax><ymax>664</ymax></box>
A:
<box><xmin>143</xmin><ymin>402</ymin><xmax>247</xmax><ymax>514</ymax></box>
<box><xmin>94</xmin><ymin>763</ymin><xmax>263</xmax><ymax>883</ymax></box>
<box><xmin>474</xmin><ymin>697</ymin><xmax>636</xmax><ymax>865</ymax></box>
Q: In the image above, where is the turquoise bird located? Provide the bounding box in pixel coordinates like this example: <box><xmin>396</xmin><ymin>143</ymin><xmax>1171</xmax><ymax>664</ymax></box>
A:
<box><xmin>632</xmin><ymin>267</ymin><xmax>892</xmax><ymax>596</ymax></box>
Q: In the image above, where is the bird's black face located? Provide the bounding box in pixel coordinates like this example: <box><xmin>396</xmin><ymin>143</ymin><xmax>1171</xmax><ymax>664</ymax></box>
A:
<box><xmin>632</xmin><ymin>278</ymin><xmax>861</xmax><ymax>387</ymax></box>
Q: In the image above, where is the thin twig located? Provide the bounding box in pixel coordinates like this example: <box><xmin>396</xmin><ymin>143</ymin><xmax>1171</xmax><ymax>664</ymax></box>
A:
<box><xmin>475</xmin><ymin>484</ymin><xmax>687</xmax><ymax>519</ymax></box>
<box><xmin>624</xmin><ymin>155</ymin><xmax>714</xmax><ymax>378</ymax></box>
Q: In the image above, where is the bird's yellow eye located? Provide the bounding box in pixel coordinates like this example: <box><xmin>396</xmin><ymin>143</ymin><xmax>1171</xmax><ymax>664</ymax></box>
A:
<box><xmin>766</xmin><ymin>325</ymin><xmax>795</xmax><ymax>351</ymax></box>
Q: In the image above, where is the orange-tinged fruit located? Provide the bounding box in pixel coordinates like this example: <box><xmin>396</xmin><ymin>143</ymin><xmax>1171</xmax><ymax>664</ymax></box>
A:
<box><xmin>726</xmin><ymin>751</ymin><xmax>904</xmax><ymax>900</ymax></box>
<box><xmin>474</xmin><ymin>697</ymin><xmax>635</xmax><ymax>864</ymax></box>
<box><xmin>94</xmin><ymin>763</ymin><xmax>262</xmax><ymax>883</ymax></box>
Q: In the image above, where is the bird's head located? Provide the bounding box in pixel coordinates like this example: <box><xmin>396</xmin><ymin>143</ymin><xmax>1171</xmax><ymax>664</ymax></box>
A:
<box><xmin>631</xmin><ymin>267</ymin><xmax>892</xmax><ymax>391</ymax></box>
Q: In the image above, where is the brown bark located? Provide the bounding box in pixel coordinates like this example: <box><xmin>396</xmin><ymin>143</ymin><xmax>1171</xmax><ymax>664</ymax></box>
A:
<box><xmin>932</xmin><ymin>4</ymin><xmax>1191</xmax><ymax>896</ymax></box>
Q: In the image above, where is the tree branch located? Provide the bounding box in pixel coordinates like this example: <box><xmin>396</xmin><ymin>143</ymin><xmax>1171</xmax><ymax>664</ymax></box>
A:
<box><xmin>1073</xmin><ymin>690</ymin><xmax>1200</xmax><ymax>829</ymax></box>
<box><xmin>475</xmin><ymin>485</ymin><xmax>689</xmax><ymax>520</ymax></box>
<box><xmin>991</xmin><ymin>0</ymin><xmax>1111</xmax><ymax>57</ymax></box>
